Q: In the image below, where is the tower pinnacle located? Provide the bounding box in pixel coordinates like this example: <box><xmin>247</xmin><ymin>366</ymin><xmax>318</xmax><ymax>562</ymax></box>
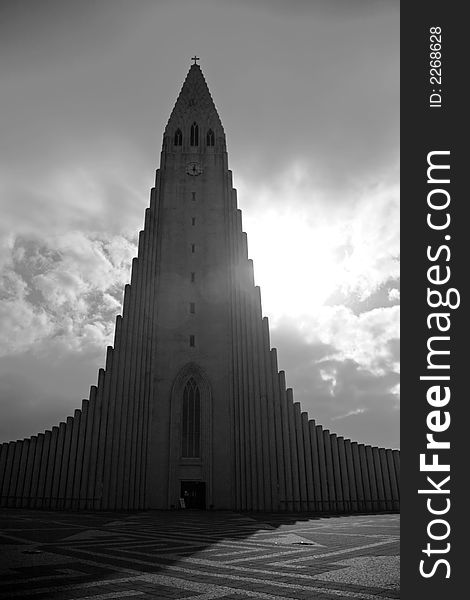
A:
<box><xmin>163</xmin><ymin>60</ymin><xmax>224</xmax><ymax>149</ymax></box>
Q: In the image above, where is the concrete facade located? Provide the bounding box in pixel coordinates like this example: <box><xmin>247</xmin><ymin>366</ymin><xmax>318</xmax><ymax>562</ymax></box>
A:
<box><xmin>0</xmin><ymin>64</ymin><xmax>400</xmax><ymax>512</ymax></box>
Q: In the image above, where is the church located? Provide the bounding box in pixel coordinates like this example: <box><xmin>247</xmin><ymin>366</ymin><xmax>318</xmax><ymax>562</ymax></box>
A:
<box><xmin>0</xmin><ymin>62</ymin><xmax>399</xmax><ymax>513</ymax></box>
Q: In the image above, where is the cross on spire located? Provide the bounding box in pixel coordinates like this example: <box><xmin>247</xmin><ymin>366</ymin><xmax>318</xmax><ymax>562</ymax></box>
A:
<box><xmin>191</xmin><ymin>55</ymin><xmax>200</xmax><ymax>65</ymax></box>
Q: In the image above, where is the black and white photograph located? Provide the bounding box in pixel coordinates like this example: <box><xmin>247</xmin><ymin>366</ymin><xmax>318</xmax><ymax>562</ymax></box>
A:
<box><xmin>2</xmin><ymin>1</ymin><xmax>460</xmax><ymax>598</ymax></box>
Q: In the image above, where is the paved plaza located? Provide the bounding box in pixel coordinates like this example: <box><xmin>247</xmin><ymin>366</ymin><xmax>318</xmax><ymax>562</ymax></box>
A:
<box><xmin>0</xmin><ymin>510</ymin><xmax>399</xmax><ymax>599</ymax></box>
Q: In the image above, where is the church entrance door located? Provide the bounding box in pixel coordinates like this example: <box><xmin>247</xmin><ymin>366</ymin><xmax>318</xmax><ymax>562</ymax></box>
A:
<box><xmin>181</xmin><ymin>481</ymin><xmax>206</xmax><ymax>509</ymax></box>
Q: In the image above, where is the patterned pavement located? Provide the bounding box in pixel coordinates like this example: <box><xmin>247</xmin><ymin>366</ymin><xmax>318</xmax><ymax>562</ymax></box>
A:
<box><xmin>0</xmin><ymin>510</ymin><xmax>399</xmax><ymax>599</ymax></box>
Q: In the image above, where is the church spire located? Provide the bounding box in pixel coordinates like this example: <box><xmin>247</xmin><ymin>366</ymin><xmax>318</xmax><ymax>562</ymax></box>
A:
<box><xmin>0</xmin><ymin>62</ymin><xmax>400</xmax><ymax>515</ymax></box>
<box><xmin>163</xmin><ymin>61</ymin><xmax>225</xmax><ymax>151</ymax></box>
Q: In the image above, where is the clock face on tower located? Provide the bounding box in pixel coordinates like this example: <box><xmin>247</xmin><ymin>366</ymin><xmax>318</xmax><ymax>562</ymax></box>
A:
<box><xmin>186</xmin><ymin>161</ymin><xmax>203</xmax><ymax>176</ymax></box>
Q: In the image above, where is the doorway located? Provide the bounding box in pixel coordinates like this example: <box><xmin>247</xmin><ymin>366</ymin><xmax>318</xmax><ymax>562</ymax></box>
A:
<box><xmin>180</xmin><ymin>481</ymin><xmax>206</xmax><ymax>509</ymax></box>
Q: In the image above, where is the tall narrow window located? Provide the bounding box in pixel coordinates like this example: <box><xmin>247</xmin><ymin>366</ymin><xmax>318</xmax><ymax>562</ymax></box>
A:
<box><xmin>206</xmin><ymin>129</ymin><xmax>215</xmax><ymax>146</ymax></box>
<box><xmin>191</xmin><ymin>217</ymin><xmax>196</xmax><ymax>226</ymax></box>
<box><xmin>174</xmin><ymin>129</ymin><xmax>182</xmax><ymax>146</ymax></box>
<box><xmin>190</xmin><ymin>122</ymin><xmax>199</xmax><ymax>146</ymax></box>
<box><xmin>191</xmin><ymin>192</ymin><xmax>196</xmax><ymax>201</ymax></box>
<box><xmin>190</xmin><ymin>272</ymin><xmax>195</xmax><ymax>283</ymax></box>
<box><xmin>181</xmin><ymin>378</ymin><xmax>200</xmax><ymax>457</ymax></box>
<box><xmin>191</xmin><ymin>244</ymin><xmax>195</xmax><ymax>253</ymax></box>
<box><xmin>189</xmin><ymin>302</ymin><xmax>195</xmax><ymax>314</ymax></box>
<box><xmin>189</xmin><ymin>334</ymin><xmax>195</xmax><ymax>347</ymax></box>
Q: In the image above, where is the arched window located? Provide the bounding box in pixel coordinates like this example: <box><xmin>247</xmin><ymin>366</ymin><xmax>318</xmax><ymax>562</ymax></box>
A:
<box><xmin>182</xmin><ymin>378</ymin><xmax>200</xmax><ymax>457</ymax></box>
<box><xmin>190</xmin><ymin>122</ymin><xmax>199</xmax><ymax>146</ymax></box>
<box><xmin>206</xmin><ymin>129</ymin><xmax>215</xmax><ymax>147</ymax></box>
<box><xmin>174</xmin><ymin>128</ymin><xmax>182</xmax><ymax>146</ymax></box>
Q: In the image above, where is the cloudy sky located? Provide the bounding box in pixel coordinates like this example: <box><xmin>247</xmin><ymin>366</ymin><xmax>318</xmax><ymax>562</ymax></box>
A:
<box><xmin>0</xmin><ymin>0</ymin><xmax>399</xmax><ymax>448</ymax></box>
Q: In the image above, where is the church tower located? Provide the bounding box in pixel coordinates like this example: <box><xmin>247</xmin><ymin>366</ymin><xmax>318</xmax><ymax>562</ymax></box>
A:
<box><xmin>0</xmin><ymin>63</ymin><xmax>400</xmax><ymax>513</ymax></box>
<box><xmin>150</xmin><ymin>62</ymin><xmax>237</xmax><ymax>510</ymax></box>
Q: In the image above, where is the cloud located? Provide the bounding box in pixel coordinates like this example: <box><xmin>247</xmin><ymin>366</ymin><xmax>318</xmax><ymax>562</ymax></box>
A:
<box><xmin>239</xmin><ymin>165</ymin><xmax>399</xmax><ymax>330</ymax></box>
<box><xmin>271</xmin><ymin>321</ymin><xmax>399</xmax><ymax>448</ymax></box>
<box><xmin>269</xmin><ymin>300</ymin><xmax>400</xmax><ymax>449</ymax></box>
<box><xmin>0</xmin><ymin>229</ymin><xmax>135</xmax><ymax>440</ymax></box>
<box><xmin>332</xmin><ymin>407</ymin><xmax>366</xmax><ymax>421</ymax></box>
<box><xmin>273</xmin><ymin>301</ymin><xmax>399</xmax><ymax>377</ymax></box>
<box><xmin>0</xmin><ymin>231</ymin><xmax>136</xmax><ymax>359</ymax></box>
<box><xmin>0</xmin><ymin>156</ymin><xmax>148</xmax><ymax>242</ymax></box>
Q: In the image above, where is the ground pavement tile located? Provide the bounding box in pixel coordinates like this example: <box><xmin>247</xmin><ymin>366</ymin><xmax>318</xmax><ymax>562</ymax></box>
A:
<box><xmin>0</xmin><ymin>509</ymin><xmax>399</xmax><ymax>600</ymax></box>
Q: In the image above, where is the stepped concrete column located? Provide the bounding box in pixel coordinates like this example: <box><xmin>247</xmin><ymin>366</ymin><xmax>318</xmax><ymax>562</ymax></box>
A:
<box><xmin>80</xmin><ymin>386</ymin><xmax>97</xmax><ymax>509</ymax></box>
<box><xmin>263</xmin><ymin>319</ymin><xmax>281</xmax><ymax>510</ymax></box>
<box><xmin>1</xmin><ymin>442</ymin><xmax>15</xmax><ymax>507</ymax></box>
<box><xmin>337</xmin><ymin>437</ymin><xmax>350</xmax><ymax>512</ymax></box>
<box><xmin>358</xmin><ymin>444</ymin><xmax>372</xmax><ymax>512</ymax></box>
<box><xmin>58</xmin><ymin>416</ymin><xmax>73</xmax><ymax>509</ymax></box>
<box><xmin>372</xmin><ymin>447</ymin><xmax>386</xmax><ymax>511</ymax></box>
<box><xmin>323</xmin><ymin>430</ymin><xmax>337</xmax><ymax>511</ymax></box>
<box><xmin>87</xmin><ymin>370</ymin><xmax>104</xmax><ymax>509</ymax></box>
<box><xmin>392</xmin><ymin>449</ymin><xmax>400</xmax><ymax>482</ymax></box>
<box><xmin>30</xmin><ymin>434</ymin><xmax>44</xmax><ymax>509</ymax></box>
<box><xmin>0</xmin><ymin>444</ymin><xmax>8</xmax><ymax>502</ymax></box>
<box><xmin>301</xmin><ymin>413</ymin><xmax>315</xmax><ymax>510</ymax></box>
<box><xmin>315</xmin><ymin>425</ymin><xmax>329</xmax><ymax>512</ymax></box>
<box><xmin>330</xmin><ymin>433</ymin><xmax>344</xmax><ymax>512</ymax></box>
<box><xmin>365</xmin><ymin>445</ymin><xmax>379</xmax><ymax>512</ymax></box>
<box><xmin>286</xmin><ymin>388</ymin><xmax>301</xmax><ymax>511</ymax></box>
<box><xmin>351</xmin><ymin>442</ymin><xmax>365</xmax><ymax>511</ymax></box>
<box><xmin>379</xmin><ymin>448</ymin><xmax>393</xmax><ymax>510</ymax></box>
<box><xmin>15</xmin><ymin>439</ymin><xmax>29</xmax><ymax>508</ymax></box>
<box><xmin>21</xmin><ymin>437</ymin><xmax>36</xmax><ymax>507</ymax></box>
<box><xmin>121</xmin><ymin>259</ymin><xmax>141</xmax><ymax>510</ymax></box>
<box><xmin>293</xmin><ymin>402</ymin><xmax>308</xmax><ymax>511</ymax></box>
<box><xmin>386</xmin><ymin>449</ymin><xmax>400</xmax><ymax>510</ymax></box>
<box><xmin>65</xmin><ymin>411</ymin><xmax>81</xmax><ymax>509</ymax></box>
<box><xmin>51</xmin><ymin>423</ymin><xmax>66</xmax><ymax>509</ymax></box>
<box><xmin>343</xmin><ymin>439</ymin><xmax>357</xmax><ymax>512</ymax></box>
<box><xmin>278</xmin><ymin>371</ymin><xmax>293</xmax><ymax>511</ymax></box>
<box><xmin>7</xmin><ymin>442</ymin><xmax>21</xmax><ymax>507</ymax></box>
<box><xmin>37</xmin><ymin>432</ymin><xmax>51</xmax><ymax>509</ymax></box>
<box><xmin>308</xmin><ymin>420</ymin><xmax>323</xmax><ymax>511</ymax></box>
<box><xmin>270</xmin><ymin>349</ymin><xmax>287</xmax><ymax>510</ymax></box>
<box><xmin>72</xmin><ymin>400</ymin><xmax>89</xmax><ymax>510</ymax></box>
